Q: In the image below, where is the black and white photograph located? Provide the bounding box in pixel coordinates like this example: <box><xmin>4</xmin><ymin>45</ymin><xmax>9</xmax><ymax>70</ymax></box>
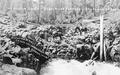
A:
<box><xmin>0</xmin><ymin>0</ymin><xmax>120</xmax><ymax>75</ymax></box>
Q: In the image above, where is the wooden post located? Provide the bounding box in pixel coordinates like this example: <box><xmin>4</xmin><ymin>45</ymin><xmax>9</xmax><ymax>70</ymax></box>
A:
<box><xmin>104</xmin><ymin>40</ymin><xmax>107</xmax><ymax>61</ymax></box>
<box><xmin>93</xmin><ymin>0</ymin><xmax>95</xmax><ymax>16</ymax></box>
<box><xmin>100</xmin><ymin>15</ymin><xmax>104</xmax><ymax>61</ymax></box>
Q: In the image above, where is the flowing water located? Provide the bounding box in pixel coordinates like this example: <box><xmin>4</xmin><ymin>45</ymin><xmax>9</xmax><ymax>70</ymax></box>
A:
<box><xmin>40</xmin><ymin>59</ymin><xmax>120</xmax><ymax>75</ymax></box>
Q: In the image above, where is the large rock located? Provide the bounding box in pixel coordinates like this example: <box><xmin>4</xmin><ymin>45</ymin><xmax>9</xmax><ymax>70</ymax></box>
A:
<box><xmin>0</xmin><ymin>64</ymin><xmax>37</xmax><ymax>75</ymax></box>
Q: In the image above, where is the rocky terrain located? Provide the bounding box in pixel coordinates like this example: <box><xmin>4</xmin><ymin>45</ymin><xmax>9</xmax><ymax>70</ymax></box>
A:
<box><xmin>1</xmin><ymin>0</ymin><xmax>120</xmax><ymax>75</ymax></box>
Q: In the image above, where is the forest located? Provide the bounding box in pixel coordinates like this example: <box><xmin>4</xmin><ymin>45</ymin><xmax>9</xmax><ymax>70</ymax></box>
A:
<box><xmin>1</xmin><ymin>0</ymin><xmax>120</xmax><ymax>75</ymax></box>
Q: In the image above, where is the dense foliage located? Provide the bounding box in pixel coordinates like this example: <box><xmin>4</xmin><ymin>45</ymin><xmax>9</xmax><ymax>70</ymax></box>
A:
<box><xmin>1</xmin><ymin>0</ymin><xmax>120</xmax><ymax>75</ymax></box>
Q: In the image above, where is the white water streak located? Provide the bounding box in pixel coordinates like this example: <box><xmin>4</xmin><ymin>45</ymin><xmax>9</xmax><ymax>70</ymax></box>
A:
<box><xmin>40</xmin><ymin>59</ymin><xmax>120</xmax><ymax>75</ymax></box>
